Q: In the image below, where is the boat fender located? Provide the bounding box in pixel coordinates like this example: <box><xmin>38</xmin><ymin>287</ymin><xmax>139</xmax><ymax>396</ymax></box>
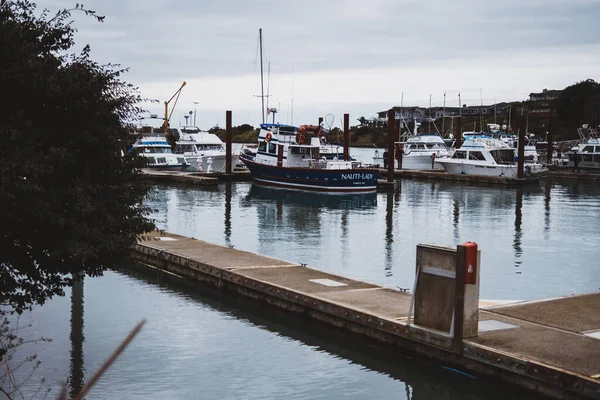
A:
<box><xmin>296</xmin><ymin>133</ymin><xmax>305</xmax><ymax>144</ymax></box>
<box><xmin>265</xmin><ymin>132</ymin><xmax>273</xmax><ymax>142</ymax></box>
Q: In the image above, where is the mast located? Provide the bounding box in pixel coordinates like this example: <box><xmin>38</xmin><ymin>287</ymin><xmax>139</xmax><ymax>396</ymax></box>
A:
<box><xmin>428</xmin><ymin>94</ymin><xmax>432</xmax><ymax>134</ymax></box>
<box><xmin>479</xmin><ymin>88</ymin><xmax>483</xmax><ymax>133</ymax></box>
<box><xmin>399</xmin><ymin>92</ymin><xmax>404</xmax><ymax>140</ymax></box>
<box><xmin>259</xmin><ymin>28</ymin><xmax>265</xmax><ymax>124</ymax></box>
<box><xmin>442</xmin><ymin>92</ymin><xmax>446</xmax><ymax>137</ymax></box>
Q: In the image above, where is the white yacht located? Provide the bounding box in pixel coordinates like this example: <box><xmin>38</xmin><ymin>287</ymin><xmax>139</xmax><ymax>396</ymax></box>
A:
<box><xmin>174</xmin><ymin>126</ymin><xmax>239</xmax><ymax>173</ymax></box>
<box><xmin>373</xmin><ymin>134</ymin><xmax>453</xmax><ymax>170</ymax></box>
<box><xmin>436</xmin><ymin>136</ymin><xmax>547</xmax><ymax>178</ymax></box>
<box><xmin>129</xmin><ymin>135</ymin><xmax>189</xmax><ymax>169</ymax></box>
<box><xmin>566</xmin><ymin>125</ymin><xmax>600</xmax><ymax>168</ymax></box>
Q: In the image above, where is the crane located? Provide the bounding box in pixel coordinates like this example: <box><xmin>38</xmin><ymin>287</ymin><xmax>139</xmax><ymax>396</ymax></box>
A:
<box><xmin>162</xmin><ymin>81</ymin><xmax>186</xmax><ymax>135</ymax></box>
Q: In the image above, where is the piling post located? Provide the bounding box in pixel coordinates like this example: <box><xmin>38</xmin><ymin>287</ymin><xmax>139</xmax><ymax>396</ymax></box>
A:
<box><xmin>318</xmin><ymin>116</ymin><xmax>323</xmax><ymax>126</ymax></box>
<box><xmin>546</xmin><ymin>115</ymin><xmax>554</xmax><ymax>164</ymax></box>
<box><xmin>226</xmin><ymin>110</ymin><xmax>232</xmax><ymax>174</ymax></box>
<box><xmin>517</xmin><ymin>116</ymin><xmax>526</xmax><ymax>179</ymax></box>
<box><xmin>455</xmin><ymin>117</ymin><xmax>462</xmax><ymax>149</ymax></box>
<box><xmin>343</xmin><ymin>113</ymin><xmax>350</xmax><ymax>161</ymax></box>
<box><xmin>387</xmin><ymin>109</ymin><xmax>395</xmax><ymax>182</ymax></box>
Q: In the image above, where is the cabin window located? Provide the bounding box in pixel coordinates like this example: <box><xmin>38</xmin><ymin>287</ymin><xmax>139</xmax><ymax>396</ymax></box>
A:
<box><xmin>452</xmin><ymin>151</ymin><xmax>467</xmax><ymax>159</ymax></box>
<box><xmin>258</xmin><ymin>142</ymin><xmax>267</xmax><ymax>152</ymax></box>
<box><xmin>268</xmin><ymin>143</ymin><xmax>277</xmax><ymax>154</ymax></box>
<box><xmin>290</xmin><ymin>146</ymin><xmax>300</xmax><ymax>155</ymax></box>
<box><xmin>582</xmin><ymin>146</ymin><xmax>595</xmax><ymax>153</ymax></box>
<box><xmin>469</xmin><ymin>151</ymin><xmax>485</xmax><ymax>161</ymax></box>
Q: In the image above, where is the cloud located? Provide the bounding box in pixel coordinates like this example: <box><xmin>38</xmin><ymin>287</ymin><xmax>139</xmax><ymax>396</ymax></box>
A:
<box><xmin>42</xmin><ymin>0</ymin><xmax>600</xmax><ymax>126</ymax></box>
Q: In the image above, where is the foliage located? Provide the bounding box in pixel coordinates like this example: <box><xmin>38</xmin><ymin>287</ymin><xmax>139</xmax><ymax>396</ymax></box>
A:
<box><xmin>0</xmin><ymin>0</ymin><xmax>155</xmax><ymax>314</ymax></box>
<box><xmin>553</xmin><ymin>79</ymin><xmax>600</xmax><ymax>137</ymax></box>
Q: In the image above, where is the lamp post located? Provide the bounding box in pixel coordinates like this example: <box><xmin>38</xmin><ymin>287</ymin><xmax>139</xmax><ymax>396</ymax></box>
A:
<box><xmin>193</xmin><ymin>102</ymin><xmax>199</xmax><ymax>126</ymax></box>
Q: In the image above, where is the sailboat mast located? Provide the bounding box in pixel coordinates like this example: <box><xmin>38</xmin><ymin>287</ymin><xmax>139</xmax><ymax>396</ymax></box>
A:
<box><xmin>428</xmin><ymin>94</ymin><xmax>432</xmax><ymax>134</ymax></box>
<box><xmin>259</xmin><ymin>28</ymin><xmax>265</xmax><ymax>124</ymax></box>
<box><xmin>442</xmin><ymin>92</ymin><xmax>446</xmax><ymax>137</ymax></box>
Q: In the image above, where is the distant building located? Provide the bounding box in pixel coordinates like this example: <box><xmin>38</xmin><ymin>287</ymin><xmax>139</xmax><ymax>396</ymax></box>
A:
<box><xmin>529</xmin><ymin>89</ymin><xmax>561</xmax><ymax>102</ymax></box>
<box><xmin>527</xmin><ymin>88</ymin><xmax>561</xmax><ymax>116</ymax></box>
<box><xmin>460</xmin><ymin>104</ymin><xmax>507</xmax><ymax>116</ymax></box>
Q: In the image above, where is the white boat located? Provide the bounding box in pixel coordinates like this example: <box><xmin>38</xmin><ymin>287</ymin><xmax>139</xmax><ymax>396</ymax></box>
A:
<box><xmin>173</xmin><ymin>126</ymin><xmax>239</xmax><ymax>173</ymax></box>
<box><xmin>373</xmin><ymin>134</ymin><xmax>454</xmax><ymax>170</ymax></box>
<box><xmin>565</xmin><ymin>125</ymin><xmax>600</xmax><ymax>168</ymax></box>
<box><xmin>129</xmin><ymin>135</ymin><xmax>189</xmax><ymax>169</ymax></box>
<box><xmin>436</xmin><ymin>135</ymin><xmax>547</xmax><ymax>178</ymax></box>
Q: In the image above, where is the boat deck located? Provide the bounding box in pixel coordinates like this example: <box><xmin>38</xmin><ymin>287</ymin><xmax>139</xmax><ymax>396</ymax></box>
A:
<box><xmin>132</xmin><ymin>231</ymin><xmax>600</xmax><ymax>399</ymax></box>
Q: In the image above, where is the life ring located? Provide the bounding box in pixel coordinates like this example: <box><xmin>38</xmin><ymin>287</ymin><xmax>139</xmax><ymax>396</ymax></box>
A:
<box><xmin>265</xmin><ymin>132</ymin><xmax>272</xmax><ymax>142</ymax></box>
<box><xmin>296</xmin><ymin>133</ymin><xmax>305</xmax><ymax>144</ymax></box>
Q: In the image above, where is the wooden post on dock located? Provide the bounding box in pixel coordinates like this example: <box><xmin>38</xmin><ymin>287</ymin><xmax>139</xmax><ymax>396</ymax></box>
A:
<box><xmin>455</xmin><ymin>117</ymin><xmax>462</xmax><ymax>149</ymax></box>
<box><xmin>343</xmin><ymin>113</ymin><xmax>350</xmax><ymax>161</ymax></box>
<box><xmin>517</xmin><ymin>116</ymin><xmax>526</xmax><ymax>179</ymax></box>
<box><xmin>387</xmin><ymin>109</ymin><xmax>395</xmax><ymax>182</ymax></box>
<box><xmin>318</xmin><ymin>116</ymin><xmax>323</xmax><ymax>126</ymax></box>
<box><xmin>226</xmin><ymin>110</ymin><xmax>232</xmax><ymax>174</ymax></box>
<box><xmin>547</xmin><ymin>114</ymin><xmax>554</xmax><ymax>164</ymax></box>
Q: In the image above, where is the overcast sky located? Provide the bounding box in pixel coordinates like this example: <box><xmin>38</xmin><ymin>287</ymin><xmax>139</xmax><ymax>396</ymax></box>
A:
<box><xmin>47</xmin><ymin>0</ymin><xmax>600</xmax><ymax>129</ymax></box>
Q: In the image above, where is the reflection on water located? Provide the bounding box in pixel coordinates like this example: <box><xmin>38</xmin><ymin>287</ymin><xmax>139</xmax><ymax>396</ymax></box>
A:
<box><xmin>68</xmin><ymin>277</ymin><xmax>85</xmax><ymax>397</ymax></box>
<box><xmin>145</xmin><ymin>178</ymin><xmax>600</xmax><ymax>301</ymax></box>
<box><xmin>514</xmin><ymin>188</ymin><xmax>523</xmax><ymax>270</ymax></box>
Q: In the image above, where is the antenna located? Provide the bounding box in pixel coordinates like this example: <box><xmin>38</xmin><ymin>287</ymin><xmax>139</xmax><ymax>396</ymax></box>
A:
<box><xmin>480</xmin><ymin>88</ymin><xmax>483</xmax><ymax>133</ymax></box>
<box><xmin>259</xmin><ymin>29</ymin><xmax>265</xmax><ymax>124</ymax></box>
<box><xmin>442</xmin><ymin>92</ymin><xmax>446</xmax><ymax>137</ymax></box>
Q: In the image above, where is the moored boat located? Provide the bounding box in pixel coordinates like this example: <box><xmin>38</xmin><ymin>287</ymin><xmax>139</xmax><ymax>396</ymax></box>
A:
<box><xmin>436</xmin><ymin>135</ymin><xmax>547</xmax><ymax>177</ymax></box>
<box><xmin>242</xmin><ymin>124</ymin><xmax>379</xmax><ymax>193</ymax></box>
<box><xmin>129</xmin><ymin>135</ymin><xmax>189</xmax><ymax>170</ymax></box>
<box><xmin>173</xmin><ymin>126</ymin><xmax>239</xmax><ymax>173</ymax></box>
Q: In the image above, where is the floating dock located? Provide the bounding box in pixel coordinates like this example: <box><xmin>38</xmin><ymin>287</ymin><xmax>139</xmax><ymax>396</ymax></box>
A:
<box><xmin>132</xmin><ymin>231</ymin><xmax>600</xmax><ymax>400</ymax></box>
<box><xmin>138</xmin><ymin>168</ymin><xmax>251</xmax><ymax>185</ymax></box>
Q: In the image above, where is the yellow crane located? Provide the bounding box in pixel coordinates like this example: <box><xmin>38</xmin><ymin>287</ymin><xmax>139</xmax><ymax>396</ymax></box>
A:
<box><xmin>162</xmin><ymin>81</ymin><xmax>186</xmax><ymax>135</ymax></box>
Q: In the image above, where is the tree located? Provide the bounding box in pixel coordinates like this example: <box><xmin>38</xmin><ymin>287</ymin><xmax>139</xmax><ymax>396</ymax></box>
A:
<box><xmin>553</xmin><ymin>79</ymin><xmax>600</xmax><ymax>139</ymax></box>
<box><xmin>0</xmin><ymin>1</ymin><xmax>155</xmax><ymax>314</ymax></box>
<box><xmin>357</xmin><ymin>116</ymin><xmax>367</xmax><ymax>126</ymax></box>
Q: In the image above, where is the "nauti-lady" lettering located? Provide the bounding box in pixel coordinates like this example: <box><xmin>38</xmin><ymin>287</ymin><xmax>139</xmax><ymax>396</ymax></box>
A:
<box><xmin>341</xmin><ymin>173</ymin><xmax>374</xmax><ymax>180</ymax></box>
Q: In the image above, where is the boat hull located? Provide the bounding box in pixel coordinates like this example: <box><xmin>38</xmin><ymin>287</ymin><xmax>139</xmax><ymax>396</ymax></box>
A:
<box><xmin>243</xmin><ymin>160</ymin><xmax>379</xmax><ymax>193</ymax></box>
<box><xmin>437</xmin><ymin>160</ymin><xmax>547</xmax><ymax>177</ymax></box>
<box><xmin>186</xmin><ymin>154</ymin><xmax>240</xmax><ymax>173</ymax></box>
<box><xmin>374</xmin><ymin>155</ymin><xmax>445</xmax><ymax>170</ymax></box>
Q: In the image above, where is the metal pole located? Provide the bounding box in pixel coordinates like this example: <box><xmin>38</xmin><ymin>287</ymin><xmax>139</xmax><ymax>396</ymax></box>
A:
<box><xmin>226</xmin><ymin>110</ymin><xmax>232</xmax><ymax>174</ymax></box>
<box><xmin>387</xmin><ymin>109</ymin><xmax>395</xmax><ymax>182</ymax></box>
<box><xmin>517</xmin><ymin>116</ymin><xmax>526</xmax><ymax>179</ymax></box>
<box><xmin>259</xmin><ymin>29</ymin><xmax>265</xmax><ymax>124</ymax></box>
<box><xmin>343</xmin><ymin>113</ymin><xmax>350</xmax><ymax>161</ymax></box>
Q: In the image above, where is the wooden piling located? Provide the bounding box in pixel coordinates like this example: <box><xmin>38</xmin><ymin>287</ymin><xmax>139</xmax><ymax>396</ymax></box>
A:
<box><xmin>343</xmin><ymin>113</ymin><xmax>350</xmax><ymax>161</ymax></box>
<box><xmin>547</xmin><ymin>115</ymin><xmax>554</xmax><ymax>164</ymax></box>
<box><xmin>456</xmin><ymin>117</ymin><xmax>462</xmax><ymax>149</ymax></box>
<box><xmin>387</xmin><ymin>109</ymin><xmax>395</xmax><ymax>182</ymax></box>
<box><xmin>517</xmin><ymin>116</ymin><xmax>526</xmax><ymax>179</ymax></box>
<box><xmin>318</xmin><ymin>116</ymin><xmax>323</xmax><ymax>126</ymax></box>
<box><xmin>226</xmin><ymin>110</ymin><xmax>232</xmax><ymax>174</ymax></box>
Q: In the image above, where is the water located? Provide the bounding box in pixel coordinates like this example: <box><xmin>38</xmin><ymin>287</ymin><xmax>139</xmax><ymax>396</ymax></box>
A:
<box><xmin>10</xmin><ymin>147</ymin><xmax>600</xmax><ymax>399</ymax></box>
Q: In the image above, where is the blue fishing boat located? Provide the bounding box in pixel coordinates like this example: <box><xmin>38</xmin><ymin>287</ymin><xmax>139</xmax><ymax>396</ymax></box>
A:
<box><xmin>242</xmin><ymin>124</ymin><xmax>378</xmax><ymax>193</ymax></box>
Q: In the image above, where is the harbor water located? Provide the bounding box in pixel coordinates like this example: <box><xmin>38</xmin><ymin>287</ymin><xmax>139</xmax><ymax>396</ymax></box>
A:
<box><xmin>10</xmin><ymin>147</ymin><xmax>600</xmax><ymax>399</ymax></box>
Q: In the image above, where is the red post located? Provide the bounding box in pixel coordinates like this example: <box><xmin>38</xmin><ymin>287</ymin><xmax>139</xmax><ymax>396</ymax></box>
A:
<box><xmin>226</xmin><ymin>110</ymin><xmax>232</xmax><ymax>174</ymax></box>
<box><xmin>277</xmin><ymin>144</ymin><xmax>284</xmax><ymax>167</ymax></box>
<box><xmin>387</xmin><ymin>109</ymin><xmax>395</xmax><ymax>182</ymax></box>
<box><xmin>517</xmin><ymin>116</ymin><xmax>526</xmax><ymax>179</ymax></box>
<box><xmin>343</xmin><ymin>113</ymin><xmax>350</xmax><ymax>161</ymax></box>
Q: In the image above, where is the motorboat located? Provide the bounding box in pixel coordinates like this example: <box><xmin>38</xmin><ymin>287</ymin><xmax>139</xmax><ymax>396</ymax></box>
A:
<box><xmin>373</xmin><ymin>134</ymin><xmax>454</xmax><ymax>170</ymax></box>
<box><xmin>436</xmin><ymin>135</ymin><xmax>548</xmax><ymax>177</ymax></box>
<box><xmin>129</xmin><ymin>135</ymin><xmax>189</xmax><ymax>170</ymax></box>
<box><xmin>242</xmin><ymin>124</ymin><xmax>379</xmax><ymax>192</ymax></box>
<box><xmin>565</xmin><ymin>125</ymin><xmax>600</xmax><ymax>168</ymax></box>
<box><xmin>173</xmin><ymin>126</ymin><xmax>239</xmax><ymax>173</ymax></box>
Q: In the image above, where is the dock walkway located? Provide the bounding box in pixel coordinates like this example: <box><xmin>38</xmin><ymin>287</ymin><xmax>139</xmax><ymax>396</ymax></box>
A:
<box><xmin>133</xmin><ymin>231</ymin><xmax>600</xmax><ymax>400</ymax></box>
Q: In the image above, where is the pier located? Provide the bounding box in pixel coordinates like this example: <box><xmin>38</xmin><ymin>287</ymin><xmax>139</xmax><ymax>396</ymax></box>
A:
<box><xmin>132</xmin><ymin>231</ymin><xmax>600</xmax><ymax>400</ymax></box>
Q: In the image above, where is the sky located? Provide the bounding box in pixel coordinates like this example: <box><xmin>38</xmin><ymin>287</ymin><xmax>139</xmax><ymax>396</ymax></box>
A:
<box><xmin>45</xmin><ymin>0</ymin><xmax>600</xmax><ymax>129</ymax></box>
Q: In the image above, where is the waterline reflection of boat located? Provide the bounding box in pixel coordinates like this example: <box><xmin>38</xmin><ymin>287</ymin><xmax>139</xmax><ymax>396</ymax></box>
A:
<box><xmin>245</xmin><ymin>183</ymin><xmax>377</xmax><ymax>210</ymax></box>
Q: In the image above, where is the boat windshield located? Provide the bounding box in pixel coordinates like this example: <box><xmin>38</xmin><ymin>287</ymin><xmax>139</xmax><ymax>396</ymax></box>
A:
<box><xmin>139</xmin><ymin>147</ymin><xmax>172</xmax><ymax>154</ymax></box>
<box><xmin>196</xmin><ymin>144</ymin><xmax>223</xmax><ymax>151</ymax></box>
<box><xmin>489</xmin><ymin>149</ymin><xmax>515</xmax><ymax>164</ymax></box>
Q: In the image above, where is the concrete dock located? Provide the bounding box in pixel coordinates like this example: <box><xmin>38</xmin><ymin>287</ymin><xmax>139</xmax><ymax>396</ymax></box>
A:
<box><xmin>132</xmin><ymin>231</ymin><xmax>600</xmax><ymax>400</ymax></box>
